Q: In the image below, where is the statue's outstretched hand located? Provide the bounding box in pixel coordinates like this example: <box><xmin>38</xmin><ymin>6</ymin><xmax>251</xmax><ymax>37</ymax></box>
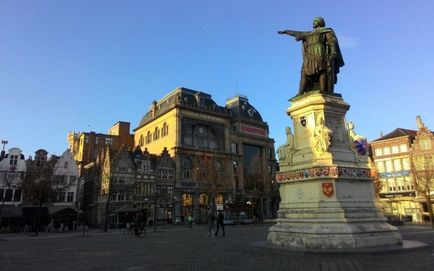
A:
<box><xmin>278</xmin><ymin>30</ymin><xmax>286</xmax><ymax>35</ymax></box>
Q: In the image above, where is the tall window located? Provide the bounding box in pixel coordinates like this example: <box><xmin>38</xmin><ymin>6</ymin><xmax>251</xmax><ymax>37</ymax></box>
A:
<box><xmin>9</xmin><ymin>155</ymin><xmax>18</xmax><ymax>166</ymax></box>
<box><xmin>162</xmin><ymin>122</ymin><xmax>169</xmax><ymax>137</ymax></box>
<box><xmin>376</xmin><ymin>161</ymin><xmax>385</xmax><ymax>173</ymax></box>
<box><xmin>139</xmin><ymin>135</ymin><xmax>144</xmax><ymax>146</ymax></box>
<box><xmin>199</xmin><ymin>194</ymin><xmax>208</xmax><ymax>205</ymax></box>
<box><xmin>183</xmin><ymin>127</ymin><xmax>193</xmax><ymax>145</ymax></box>
<box><xmin>182</xmin><ymin>157</ymin><xmax>192</xmax><ymax>179</ymax></box>
<box><xmin>420</xmin><ymin>139</ymin><xmax>432</xmax><ymax>150</ymax></box>
<box><xmin>182</xmin><ymin>193</ymin><xmax>193</xmax><ymax>207</ymax></box>
<box><xmin>375</xmin><ymin>148</ymin><xmax>383</xmax><ymax>156</ymax></box>
<box><xmin>393</xmin><ymin>159</ymin><xmax>402</xmax><ymax>171</ymax></box>
<box><xmin>67</xmin><ymin>192</ymin><xmax>74</xmax><ymax>202</ymax></box>
<box><xmin>146</xmin><ymin>131</ymin><xmax>152</xmax><ymax>144</ymax></box>
<box><xmin>105</xmin><ymin>138</ymin><xmax>113</xmax><ymax>145</ymax></box>
<box><xmin>402</xmin><ymin>158</ymin><xmax>410</xmax><ymax>170</ymax></box>
<box><xmin>385</xmin><ymin>160</ymin><xmax>393</xmax><ymax>172</ymax></box>
<box><xmin>231</xmin><ymin>143</ymin><xmax>238</xmax><ymax>154</ymax></box>
<box><xmin>13</xmin><ymin>189</ymin><xmax>22</xmax><ymax>202</ymax></box>
<box><xmin>194</xmin><ymin>126</ymin><xmax>208</xmax><ymax>148</ymax></box>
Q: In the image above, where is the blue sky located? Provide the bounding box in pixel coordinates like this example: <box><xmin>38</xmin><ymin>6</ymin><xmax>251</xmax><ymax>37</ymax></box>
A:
<box><xmin>1</xmin><ymin>0</ymin><xmax>433</xmax><ymax>157</ymax></box>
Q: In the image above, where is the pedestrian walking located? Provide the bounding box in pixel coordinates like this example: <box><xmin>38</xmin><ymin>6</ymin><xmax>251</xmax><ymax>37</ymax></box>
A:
<box><xmin>207</xmin><ymin>209</ymin><xmax>215</xmax><ymax>238</ymax></box>
<box><xmin>187</xmin><ymin>214</ymin><xmax>193</xmax><ymax>228</ymax></box>
<box><xmin>214</xmin><ymin>210</ymin><xmax>225</xmax><ymax>237</ymax></box>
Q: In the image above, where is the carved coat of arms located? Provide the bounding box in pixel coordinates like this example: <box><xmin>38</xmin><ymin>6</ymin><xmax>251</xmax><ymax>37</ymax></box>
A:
<box><xmin>322</xmin><ymin>182</ymin><xmax>334</xmax><ymax>197</ymax></box>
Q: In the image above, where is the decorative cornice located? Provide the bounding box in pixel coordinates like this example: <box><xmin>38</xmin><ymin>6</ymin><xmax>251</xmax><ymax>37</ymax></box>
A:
<box><xmin>276</xmin><ymin>166</ymin><xmax>373</xmax><ymax>183</ymax></box>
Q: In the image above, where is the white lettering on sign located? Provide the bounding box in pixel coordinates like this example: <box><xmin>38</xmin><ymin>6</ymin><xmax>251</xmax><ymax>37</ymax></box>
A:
<box><xmin>240</xmin><ymin>124</ymin><xmax>266</xmax><ymax>137</ymax></box>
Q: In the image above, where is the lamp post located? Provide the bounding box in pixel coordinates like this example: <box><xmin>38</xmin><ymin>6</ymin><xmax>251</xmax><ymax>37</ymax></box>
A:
<box><xmin>0</xmin><ymin>140</ymin><xmax>9</xmax><ymax>228</ymax></box>
<box><xmin>153</xmin><ymin>186</ymin><xmax>159</xmax><ymax>232</ymax></box>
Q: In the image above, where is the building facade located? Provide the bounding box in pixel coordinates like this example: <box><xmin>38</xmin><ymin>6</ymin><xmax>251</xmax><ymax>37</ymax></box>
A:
<box><xmin>0</xmin><ymin>147</ymin><xmax>26</xmax><ymax>230</ymax></box>
<box><xmin>80</xmin><ymin>146</ymin><xmax>176</xmax><ymax>228</ymax></box>
<box><xmin>50</xmin><ymin>150</ymin><xmax>80</xmax><ymax>230</ymax></box>
<box><xmin>371</xmin><ymin>117</ymin><xmax>434</xmax><ymax>223</ymax></box>
<box><xmin>371</xmin><ymin>128</ymin><xmax>418</xmax><ymax>222</ymax></box>
<box><xmin>409</xmin><ymin>117</ymin><xmax>434</xmax><ymax>222</ymax></box>
<box><xmin>67</xmin><ymin>121</ymin><xmax>134</xmax><ymax>175</ymax></box>
<box><xmin>24</xmin><ymin>149</ymin><xmax>80</xmax><ymax>231</ymax></box>
<box><xmin>134</xmin><ymin>87</ymin><xmax>277</xmax><ymax>222</ymax></box>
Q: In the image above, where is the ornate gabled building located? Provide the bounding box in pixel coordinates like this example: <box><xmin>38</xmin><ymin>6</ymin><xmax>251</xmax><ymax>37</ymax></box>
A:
<box><xmin>67</xmin><ymin>121</ymin><xmax>134</xmax><ymax>176</ymax></box>
<box><xmin>50</xmin><ymin>150</ymin><xmax>80</xmax><ymax>229</ymax></box>
<box><xmin>23</xmin><ymin>149</ymin><xmax>80</xmax><ymax>231</ymax></box>
<box><xmin>409</xmin><ymin>116</ymin><xmax>434</xmax><ymax>223</ymax></box>
<box><xmin>81</xmin><ymin>145</ymin><xmax>176</xmax><ymax>228</ymax></box>
<box><xmin>134</xmin><ymin>87</ymin><xmax>277</xmax><ymax>222</ymax></box>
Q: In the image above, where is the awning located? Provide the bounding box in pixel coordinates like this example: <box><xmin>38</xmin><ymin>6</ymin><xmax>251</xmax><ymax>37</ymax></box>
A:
<box><xmin>0</xmin><ymin>206</ymin><xmax>22</xmax><ymax>218</ymax></box>
<box><xmin>117</xmin><ymin>204</ymin><xmax>140</xmax><ymax>213</ymax></box>
<box><xmin>49</xmin><ymin>206</ymin><xmax>78</xmax><ymax>216</ymax></box>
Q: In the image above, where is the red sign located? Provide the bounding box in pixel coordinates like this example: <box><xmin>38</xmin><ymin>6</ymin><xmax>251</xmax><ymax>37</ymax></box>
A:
<box><xmin>240</xmin><ymin>124</ymin><xmax>266</xmax><ymax>137</ymax></box>
<box><xmin>322</xmin><ymin>182</ymin><xmax>334</xmax><ymax>197</ymax></box>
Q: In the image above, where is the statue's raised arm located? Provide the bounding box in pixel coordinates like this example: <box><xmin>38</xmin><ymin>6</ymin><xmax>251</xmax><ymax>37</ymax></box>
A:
<box><xmin>277</xmin><ymin>30</ymin><xmax>306</xmax><ymax>41</ymax></box>
<box><xmin>278</xmin><ymin>17</ymin><xmax>344</xmax><ymax>96</ymax></box>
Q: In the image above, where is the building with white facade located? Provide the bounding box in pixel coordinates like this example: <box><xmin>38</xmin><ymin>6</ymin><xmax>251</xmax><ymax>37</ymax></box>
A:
<box><xmin>0</xmin><ymin>147</ymin><xmax>26</xmax><ymax>230</ymax></box>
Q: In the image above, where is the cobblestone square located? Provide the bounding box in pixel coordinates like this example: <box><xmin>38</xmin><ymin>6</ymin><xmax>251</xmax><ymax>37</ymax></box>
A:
<box><xmin>1</xmin><ymin>224</ymin><xmax>434</xmax><ymax>271</ymax></box>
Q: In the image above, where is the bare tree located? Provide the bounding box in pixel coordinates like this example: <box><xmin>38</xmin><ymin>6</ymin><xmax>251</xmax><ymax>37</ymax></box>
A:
<box><xmin>244</xmin><ymin>153</ymin><xmax>267</xmax><ymax>222</ymax></box>
<box><xmin>192</xmin><ymin>153</ymin><xmax>231</xmax><ymax>219</ymax></box>
<box><xmin>23</xmin><ymin>165</ymin><xmax>56</xmax><ymax>235</ymax></box>
<box><xmin>410</xmin><ymin>151</ymin><xmax>434</xmax><ymax>228</ymax></box>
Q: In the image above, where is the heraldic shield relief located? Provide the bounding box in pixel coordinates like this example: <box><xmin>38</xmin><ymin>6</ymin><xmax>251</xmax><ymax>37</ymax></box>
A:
<box><xmin>322</xmin><ymin>182</ymin><xmax>334</xmax><ymax>197</ymax></box>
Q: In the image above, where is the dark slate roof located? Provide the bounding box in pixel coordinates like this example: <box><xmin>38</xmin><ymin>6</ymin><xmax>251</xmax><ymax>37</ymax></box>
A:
<box><xmin>135</xmin><ymin>87</ymin><xmax>229</xmax><ymax>130</ymax></box>
<box><xmin>225</xmin><ymin>95</ymin><xmax>263</xmax><ymax>122</ymax></box>
<box><xmin>135</xmin><ymin>87</ymin><xmax>266</xmax><ymax>130</ymax></box>
<box><xmin>372</xmin><ymin>128</ymin><xmax>417</xmax><ymax>142</ymax></box>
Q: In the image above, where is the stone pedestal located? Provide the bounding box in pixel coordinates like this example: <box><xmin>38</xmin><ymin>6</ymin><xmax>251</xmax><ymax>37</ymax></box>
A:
<box><xmin>268</xmin><ymin>91</ymin><xmax>402</xmax><ymax>249</ymax></box>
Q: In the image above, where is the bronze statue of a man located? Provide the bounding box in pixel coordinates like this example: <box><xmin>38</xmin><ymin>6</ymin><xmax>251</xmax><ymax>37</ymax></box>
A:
<box><xmin>278</xmin><ymin>17</ymin><xmax>344</xmax><ymax>95</ymax></box>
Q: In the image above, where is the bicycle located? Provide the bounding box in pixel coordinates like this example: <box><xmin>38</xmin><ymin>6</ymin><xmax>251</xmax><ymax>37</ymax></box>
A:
<box><xmin>134</xmin><ymin>223</ymin><xmax>147</xmax><ymax>237</ymax></box>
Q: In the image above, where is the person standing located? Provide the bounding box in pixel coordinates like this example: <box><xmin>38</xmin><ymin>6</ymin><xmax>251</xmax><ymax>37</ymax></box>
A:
<box><xmin>214</xmin><ymin>210</ymin><xmax>225</xmax><ymax>237</ymax></box>
<box><xmin>187</xmin><ymin>214</ymin><xmax>193</xmax><ymax>228</ymax></box>
<box><xmin>207</xmin><ymin>209</ymin><xmax>215</xmax><ymax>238</ymax></box>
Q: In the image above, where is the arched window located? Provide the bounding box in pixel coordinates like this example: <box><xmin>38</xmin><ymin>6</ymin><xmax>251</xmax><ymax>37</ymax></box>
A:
<box><xmin>194</xmin><ymin>125</ymin><xmax>208</xmax><ymax>148</ymax></box>
<box><xmin>154</xmin><ymin>127</ymin><xmax>159</xmax><ymax>140</ymax></box>
<box><xmin>182</xmin><ymin>193</ymin><xmax>193</xmax><ymax>207</ymax></box>
<box><xmin>199</xmin><ymin>194</ymin><xmax>208</xmax><ymax>206</ymax></box>
<box><xmin>215</xmin><ymin>194</ymin><xmax>224</xmax><ymax>205</ymax></box>
<box><xmin>139</xmin><ymin>135</ymin><xmax>144</xmax><ymax>147</ymax></box>
<box><xmin>146</xmin><ymin>131</ymin><xmax>152</xmax><ymax>144</ymax></box>
<box><xmin>163</xmin><ymin>122</ymin><xmax>169</xmax><ymax>136</ymax></box>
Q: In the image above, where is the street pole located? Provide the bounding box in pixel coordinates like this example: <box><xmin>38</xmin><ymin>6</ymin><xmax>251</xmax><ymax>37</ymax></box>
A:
<box><xmin>153</xmin><ymin>191</ymin><xmax>157</xmax><ymax>232</ymax></box>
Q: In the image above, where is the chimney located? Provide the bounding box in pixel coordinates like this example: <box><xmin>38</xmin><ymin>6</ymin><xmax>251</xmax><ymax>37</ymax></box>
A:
<box><xmin>151</xmin><ymin>100</ymin><xmax>158</xmax><ymax>118</ymax></box>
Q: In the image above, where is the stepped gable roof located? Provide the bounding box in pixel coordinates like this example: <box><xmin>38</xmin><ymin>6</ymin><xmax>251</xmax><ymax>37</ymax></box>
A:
<box><xmin>225</xmin><ymin>95</ymin><xmax>263</xmax><ymax>122</ymax></box>
<box><xmin>372</xmin><ymin>128</ymin><xmax>417</xmax><ymax>142</ymax></box>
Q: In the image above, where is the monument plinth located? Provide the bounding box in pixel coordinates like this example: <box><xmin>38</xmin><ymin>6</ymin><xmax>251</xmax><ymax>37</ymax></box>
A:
<box><xmin>268</xmin><ymin>92</ymin><xmax>402</xmax><ymax>249</ymax></box>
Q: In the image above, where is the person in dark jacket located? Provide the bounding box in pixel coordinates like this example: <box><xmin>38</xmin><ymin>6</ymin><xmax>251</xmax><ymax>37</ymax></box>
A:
<box><xmin>214</xmin><ymin>210</ymin><xmax>225</xmax><ymax>237</ymax></box>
